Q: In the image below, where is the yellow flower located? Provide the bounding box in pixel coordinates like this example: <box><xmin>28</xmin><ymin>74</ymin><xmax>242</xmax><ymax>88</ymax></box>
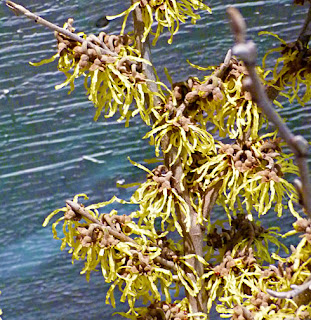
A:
<box><xmin>31</xmin><ymin>21</ymin><xmax>164</xmax><ymax>126</ymax></box>
<box><xmin>261</xmin><ymin>31</ymin><xmax>311</xmax><ymax>106</ymax></box>
<box><xmin>107</xmin><ymin>0</ymin><xmax>211</xmax><ymax>45</ymax></box>
<box><xmin>193</xmin><ymin>135</ymin><xmax>300</xmax><ymax>220</ymax></box>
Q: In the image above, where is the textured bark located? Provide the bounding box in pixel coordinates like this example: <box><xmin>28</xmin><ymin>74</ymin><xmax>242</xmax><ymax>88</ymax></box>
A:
<box><xmin>132</xmin><ymin>2</ymin><xmax>210</xmax><ymax>315</ymax></box>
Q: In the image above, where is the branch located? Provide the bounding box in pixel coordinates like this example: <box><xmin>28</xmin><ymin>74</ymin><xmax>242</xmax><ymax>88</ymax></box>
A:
<box><xmin>227</xmin><ymin>7</ymin><xmax>311</xmax><ymax>218</ymax></box>
<box><xmin>213</xmin><ymin>49</ymin><xmax>232</xmax><ymax>79</ymax></box>
<box><xmin>266</xmin><ymin>276</ymin><xmax>311</xmax><ymax>299</ymax></box>
<box><xmin>6</xmin><ymin>1</ymin><xmax>117</xmax><ymax>57</ymax></box>
<box><xmin>264</xmin><ymin>3</ymin><xmax>311</xmax><ymax>101</ymax></box>
<box><xmin>132</xmin><ymin>4</ymin><xmax>208</xmax><ymax>315</ymax></box>
<box><xmin>132</xmin><ymin>1</ymin><xmax>159</xmax><ymax>99</ymax></box>
<box><xmin>202</xmin><ymin>180</ymin><xmax>223</xmax><ymax>222</ymax></box>
<box><xmin>298</xmin><ymin>2</ymin><xmax>311</xmax><ymax>45</ymax></box>
<box><xmin>65</xmin><ymin>200</ymin><xmax>177</xmax><ymax>271</ymax></box>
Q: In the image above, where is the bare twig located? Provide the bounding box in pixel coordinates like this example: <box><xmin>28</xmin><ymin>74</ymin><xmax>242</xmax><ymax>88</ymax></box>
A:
<box><xmin>265</xmin><ymin>3</ymin><xmax>311</xmax><ymax>101</ymax></box>
<box><xmin>298</xmin><ymin>2</ymin><xmax>311</xmax><ymax>45</ymax></box>
<box><xmin>66</xmin><ymin>200</ymin><xmax>177</xmax><ymax>271</ymax></box>
<box><xmin>6</xmin><ymin>1</ymin><xmax>117</xmax><ymax>56</ymax></box>
<box><xmin>266</xmin><ymin>276</ymin><xmax>311</xmax><ymax>299</ymax></box>
<box><xmin>227</xmin><ymin>6</ymin><xmax>311</xmax><ymax>218</ymax></box>
<box><xmin>213</xmin><ymin>49</ymin><xmax>232</xmax><ymax>79</ymax></box>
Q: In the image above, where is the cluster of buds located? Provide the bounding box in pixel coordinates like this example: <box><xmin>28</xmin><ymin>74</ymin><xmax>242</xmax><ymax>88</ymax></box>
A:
<box><xmin>76</xmin><ymin>224</ymin><xmax>107</xmax><ymax>247</ymax></box>
<box><xmin>138</xmin><ymin>301</ymin><xmax>188</xmax><ymax>320</ymax></box>
<box><xmin>215</xmin><ymin>56</ymin><xmax>252</xmax><ymax>100</ymax></box>
<box><xmin>64</xmin><ymin>203</ymin><xmax>82</xmax><ymax>221</ymax></box>
<box><xmin>170</xmin><ymin>76</ymin><xmax>224</xmax><ymax>111</ymax></box>
<box><xmin>257</xmin><ymin>138</ymin><xmax>283</xmax><ymax>182</ymax></box>
<box><xmin>101</xmin><ymin>213</ymin><xmax>132</xmax><ymax>232</ymax></box>
<box><xmin>75</xmin><ymin>213</ymin><xmax>131</xmax><ymax>248</ymax></box>
<box><xmin>213</xmin><ymin>251</ymin><xmax>237</xmax><ymax>277</ymax></box>
<box><xmin>149</xmin><ymin>165</ymin><xmax>174</xmax><ymax>192</ymax></box>
<box><xmin>206</xmin><ymin>215</ymin><xmax>266</xmax><ymax>250</ymax></box>
<box><xmin>250</xmin><ymin>291</ymin><xmax>279</xmax><ymax>310</ymax></box>
<box><xmin>231</xmin><ymin>305</ymin><xmax>254</xmax><ymax>320</ymax></box>
<box><xmin>219</xmin><ymin>140</ymin><xmax>259</xmax><ymax>172</ymax></box>
<box><xmin>156</xmin><ymin>236</ymin><xmax>179</xmax><ymax>262</ymax></box>
<box><xmin>294</xmin><ymin>218</ymin><xmax>311</xmax><ymax>243</ymax></box>
<box><xmin>212</xmin><ymin>248</ymin><xmax>256</xmax><ymax>277</ymax></box>
<box><xmin>219</xmin><ymin>138</ymin><xmax>283</xmax><ymax>179</ymax></box>
<box><xmin>54</xmin><ymin>19</ymin><xmax>145</xmax><ymax>81</ymax></box>
<box><xmin>225</xmin><ymin>58</ymin><xmax>249</xmax><ymax>80</ymax></box>
<box><xmin>261</xmin><ymin>261</ymin><xmax>294</xmax><ymax>281</ymax></box>
<box><xmin>121</xmin><ymin>250</ymin><xmax>153</xmax><ymax>276</ymax></box>
<box><xmin>235</xmin><ymin>246</ymin><xmax>257</xmax><ymax>268</ymax></box>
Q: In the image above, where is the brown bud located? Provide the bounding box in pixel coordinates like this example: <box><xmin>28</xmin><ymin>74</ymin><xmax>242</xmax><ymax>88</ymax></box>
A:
<box><xmin>80</xmin><ymin>54</ymin><xmax>89</xmax><ymax>61</ymax></box>
<box><xmin>81</xmin><ymin>236</ymin><xmax>92</xmax><ymax>247</ymax></box>
<box><xmin>212</xmin><ymin>87</ymin><xmax>223</xmax><ymax>101</ymax></box>
<box><xmin>73</xmin><ymin>45</ymin><xmax>84</xmax><ymax>59</ymax></box>
<box><xmin>87</xmin><ymin>48</ymin><xmax>98</xmax><ymax>60</ymax></box>
<box><xmin>100</xmin><ymin>55</ymin><xmax>117</xmax><ymax>64</ymax></box>
<box><xmin>173</xmin><ymin>86</ymin><xmax>184</xmax><ymax>100</ymax></box>
<box><xmin>57</xmin><ymin>42</ymin><xmax>68</xmax><ymax>56</ymax></box>
<box><xmin>185</xmin><ymin>90</ymin><xmax>199</xmax><ymax>103</ymax></box>
<box><xmin>79</xmin><ymin>60</ymin><xmax>89</xmax><ymax>69</ymax></box>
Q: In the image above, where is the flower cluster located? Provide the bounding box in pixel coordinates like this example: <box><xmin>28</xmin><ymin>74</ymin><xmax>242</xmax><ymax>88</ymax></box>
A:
<box><xmin>130</xmin><ymin>162</ymin><xmax>191</xmax><ymax>236</ymax></box>
<box><xmin>202</xmin><ymin>226</ymin><xmax>311</xmax><ymax>319</ymax></box>
<box><xmin>43</xmin><ymin>195</ymin><xmax>177</xmax><ymax>310</ymax></box>
<box><xmin>205</xmin><ymin>215</ymin><xmax>287</xmax><ymax>264</ymax></box>
<box><xmin>131</xmin><ymin>300</ymin><xmax>189</xmax><ymax>320</ymax></box>
<box><xmin>144</xmin><ymin>108</ymin><xmax>216</xmax><ymax>169</ymax></box>
<box><xmin>191</xmin><ymin>135</ymin><xmax>299</xmax><ymax>219</ymax></box>
<box><xmin>108</xmin><ymin>0</ymin><xmax>211</xmax><ymax>45</ymax></box>
<box><xmin>43</xmin><ymin>193</ymin><xmax>207</xmax><ymax>313</ymax></box>
<box><xmin>31</xmin><ymin>19</ymin><xmax>161</xmax><ymax>125</ymax></box>
<box><xmin>261</xmin><ymin>32</ymin><xmax>311</xmax><ymax>106</ymax></box>
<box><xmin>162</xmin><ymin>57</ymin><xmax>266</xmax><ymax>141</ymax></box>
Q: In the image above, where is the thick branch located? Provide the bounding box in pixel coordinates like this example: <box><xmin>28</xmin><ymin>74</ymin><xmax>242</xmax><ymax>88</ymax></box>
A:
<box><xmin>132</xmin><ymin>2</ymin><xmax>159</xmax><ymax>99</ymax></box>
<box><xmin>227</xmin><ymin>7</ymin><xmax>311</xmax><ymax>218</ymax></box>
<box><xmin>66</xmin><ymin>200</ymin><xmax>177</xmax><ymax>271</ymax></box>
<box><xmin>6</xmin><ymin>1</ymin><xmax>117</xmax><ymax>56</ymax></box>
<box><xmin>202</xmin><ymin>180</ymin><xmax>223</xmax><ymax>222</ymax></box>
<box><xmin>132</xmin><ymin>3</ymin><xmax>208</xmax><ymax>315</ymax></box>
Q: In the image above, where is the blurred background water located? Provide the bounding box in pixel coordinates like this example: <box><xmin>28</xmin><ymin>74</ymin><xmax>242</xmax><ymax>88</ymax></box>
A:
<box><xmin>0</xmin><ymin>0</ymin><xmax>310</xmax><ymax>319</ymax></box>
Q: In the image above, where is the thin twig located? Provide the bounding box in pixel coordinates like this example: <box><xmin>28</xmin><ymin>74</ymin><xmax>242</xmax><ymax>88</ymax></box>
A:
<box><xmin>298</xmin><ymin>2</ymin><xmax>311</xmax><ymax>45</ymax></box>
<box><xmin>227</xmin><ymin>6</ymin><xmax>311</xmax><ymax>218</ymax></box>
<box><xmin>266</xmin><ymin>276</ymin><xmax>311</xmax><ymax>299</ymax></box>
<box><xmin>66</xmin><ymin>200</ymin><xmax>177</xmax><ymax>271</ymax></box>
<box><xmin>6</xmin><ymin>1</ymin><xmax>117</xmax><ymax>56</ymax></box>
<box><xmin>213</xmin><ymin>49</ymin><xmax>232</xmax><ymax>79</ymax></box>
<box><xmin>265</xmin><ymin>3</ymin><xmax>311</xmax><ymax>101</ymax></box>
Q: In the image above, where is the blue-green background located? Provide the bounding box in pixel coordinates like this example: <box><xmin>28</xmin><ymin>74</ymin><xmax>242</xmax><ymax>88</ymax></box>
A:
<box><xmin>0</xmin><ymin>0</ymin><xmax>310</xmax><ymax>319</ymax></box>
